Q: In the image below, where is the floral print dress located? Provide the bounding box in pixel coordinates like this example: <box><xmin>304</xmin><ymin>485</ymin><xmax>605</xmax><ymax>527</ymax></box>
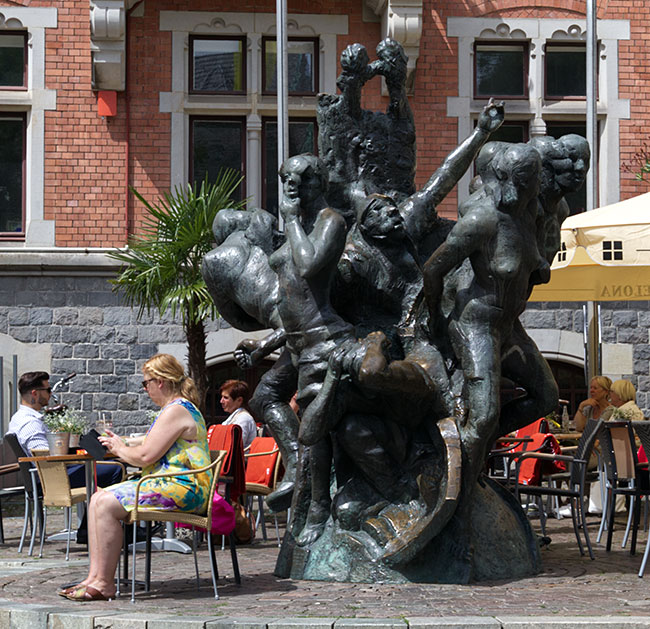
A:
<box><xmin>106</xmin><ymin>398</ymin><xmax>213</xmax><ymax>513</ymax></box>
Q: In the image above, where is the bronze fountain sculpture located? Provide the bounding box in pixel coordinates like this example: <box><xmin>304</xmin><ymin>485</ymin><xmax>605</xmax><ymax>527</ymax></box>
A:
<box><xmin>202</xmin><ymin>39</ymin><xmax>590</xmax><ymax>583</ymax></box>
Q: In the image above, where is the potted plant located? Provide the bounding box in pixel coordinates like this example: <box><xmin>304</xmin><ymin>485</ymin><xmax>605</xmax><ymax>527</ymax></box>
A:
<box><xmin>43</xmin><ymin>408</ymin><xmax>86</xmax><ymax>454</ymax></box>
<box><xmin>60</xmin><ymin>410</ymin><xmax>87</xmax><ymax>448</ymax></box>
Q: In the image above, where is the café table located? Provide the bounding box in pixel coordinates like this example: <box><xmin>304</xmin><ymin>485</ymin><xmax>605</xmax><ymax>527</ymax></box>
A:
<box><xmin>18</xmin><ymin>452</ymin><xmax>97</xmax><ymax>550</ymax></box>
<box><xmin>552</xmin><ymin>432</ymin><xmax>583</xmax><ymax>443</ymax></box>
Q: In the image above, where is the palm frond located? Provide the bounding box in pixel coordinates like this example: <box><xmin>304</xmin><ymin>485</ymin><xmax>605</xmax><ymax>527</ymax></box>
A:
<box><xmin>107</xmin><ymin>170</ymin><xmax>246</xmax><ymax>327</ymax></box>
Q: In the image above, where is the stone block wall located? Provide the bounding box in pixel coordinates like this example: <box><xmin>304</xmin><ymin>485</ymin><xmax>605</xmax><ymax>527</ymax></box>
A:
<box><xmin>0</xmin><ymin>275</ymin><xmax>188</xmax><ymax>435</ymax></box>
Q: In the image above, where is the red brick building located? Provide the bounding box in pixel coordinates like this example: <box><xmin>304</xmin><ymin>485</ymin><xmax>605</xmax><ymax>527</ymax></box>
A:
<box><xmin>0</xmin><ymin>0</ymin><xmax>648</xmax><ymax>428</ymax></box>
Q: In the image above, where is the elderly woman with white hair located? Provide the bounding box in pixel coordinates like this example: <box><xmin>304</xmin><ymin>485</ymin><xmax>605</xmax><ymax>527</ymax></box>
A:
<box><xmin>604</xmin><ymin>379</ymin><xmax>645</xmax><ymax>421</ymax></box>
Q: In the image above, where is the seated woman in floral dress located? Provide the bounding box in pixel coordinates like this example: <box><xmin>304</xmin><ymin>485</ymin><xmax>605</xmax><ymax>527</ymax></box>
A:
<box><xmin>62</xmin><ymin>353</ymin><xmax>212</xmax><ymax>601</ymax></box>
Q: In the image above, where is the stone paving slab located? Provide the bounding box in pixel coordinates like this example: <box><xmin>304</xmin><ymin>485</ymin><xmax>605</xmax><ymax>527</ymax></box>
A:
<box><xmin>0</xmin><ymin>510</ymin><xmax>649</xmax><ymax>627</ymax></box>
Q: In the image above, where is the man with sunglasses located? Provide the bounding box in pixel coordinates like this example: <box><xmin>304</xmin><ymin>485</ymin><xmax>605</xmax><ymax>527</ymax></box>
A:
<box><xmin>7</xmin><ymin>371</ymin><xmax>123</xmax><ymax>543</ymax></box>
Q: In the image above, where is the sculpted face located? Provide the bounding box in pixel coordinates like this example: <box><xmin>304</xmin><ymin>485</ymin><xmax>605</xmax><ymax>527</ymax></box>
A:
<box><xmin>361</xmin><ymin>197</ymin><xmax>404</xmax><ymax>240</ymax></box>
<box><xmin>280</xmin><ymin>155</ymin><xmax>326</xmax><ymax>207</ymax></box>
<box><xmin>553</xmin><ymin>135</ymin><xmax>590</xmax><ymax>194</ymax></box>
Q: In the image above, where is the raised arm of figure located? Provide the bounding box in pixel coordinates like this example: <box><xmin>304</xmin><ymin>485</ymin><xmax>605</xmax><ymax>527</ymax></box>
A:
<box><xmin>407</xmin><ymin>100</ymin><xmax>504</xmax><ymax>214</ymax></box>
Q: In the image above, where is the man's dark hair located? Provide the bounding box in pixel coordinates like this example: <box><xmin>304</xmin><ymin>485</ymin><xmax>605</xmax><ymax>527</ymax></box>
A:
<box><xmin>18</xmin><ymin>371</ymin><xmax>49</xmax><ymax>396</ymax></box>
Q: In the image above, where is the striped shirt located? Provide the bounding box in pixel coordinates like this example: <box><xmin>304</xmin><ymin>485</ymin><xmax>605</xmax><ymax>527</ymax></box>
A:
<box><xmin>7</xmin><ymin>405</ymin><xmax>49</xmax><ymax>456</ymax></box>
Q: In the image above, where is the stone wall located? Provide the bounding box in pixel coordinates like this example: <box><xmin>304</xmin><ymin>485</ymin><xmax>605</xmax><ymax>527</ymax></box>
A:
<box><xmin>0</xmin><ymin>275</ymin><xmax>187</xmax><ymax>435</ymax></box>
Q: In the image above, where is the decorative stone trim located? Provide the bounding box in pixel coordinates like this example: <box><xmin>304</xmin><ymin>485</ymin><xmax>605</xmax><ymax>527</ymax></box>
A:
<box><xmin>364</xmin><ymin>0</ymin><xmax>422</xmax><ymax>90</ymax></box>
<box><xmin>90</xmin><ymin>0</ymin><xmax>126</xmax><ymax>90</ymax></box>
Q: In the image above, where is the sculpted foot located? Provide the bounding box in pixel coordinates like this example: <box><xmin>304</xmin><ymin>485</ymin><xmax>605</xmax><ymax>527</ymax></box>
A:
<box><xmin>296</xmin><ymin>500</ymin><xmax>330</xmax><ymax>546</ymax></box>
<box><xmin>266</xmin><ymin>480</ymin><xmax>294</xmax><ymax>513</ymax></box>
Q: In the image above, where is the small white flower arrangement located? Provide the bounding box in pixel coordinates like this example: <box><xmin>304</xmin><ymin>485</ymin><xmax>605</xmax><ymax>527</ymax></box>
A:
<box><xmin>43</xmin><ymin>408</ymin><xmax>87</xmax><ymax>434</ymax></box>
<box><xmin>611</xmin><ymin>406</ymin><xmax>634</xmax><ymax>421</ymax></box>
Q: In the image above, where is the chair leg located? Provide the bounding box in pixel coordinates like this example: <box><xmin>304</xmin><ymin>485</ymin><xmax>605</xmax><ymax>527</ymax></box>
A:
<box><xmin>639</xmin><ymin>525</ymin><xmax>650</xmax><ymax>577</ymax></box>
<box><xmin>18</xmin><ymin>492</ymin><xmax>30</xmax><ymax>554</ymax></box>
<box><xmin>597</xmin><ymin>486</ymin><xmax>610</xmax><ymax>544</ymax></box>
<box><xmin>569</xmin><ymin>496</ymin><xmax>586</xmax><ymax>557</ymax></box>
<box><xmin>537</xmin><ymin>496</ymin><xmax>547</xmax><ymax>536</ymax></box>
<box><xmin>28</xmin><ymin>492</ymin><xmax>40</xmax><ymax>557</ymax></box>
<box><xmin>207</xmin><ymin>528</ymin><xmax>219</xmax><ymax>599</ymax></box>
<box><xmin>228</xmin><ymin>531</ymin><xmax>241</xmax><ymax>585</ymax></box>
<box><xmin>623</xmin><ymin>494</ymin><xmax>635</xmax><ymax>550</ymax></box>
<box><xmin>65</xmin><ymin>507</ymin><xmax>71</xmax><ymax>561</ymax></box>
<box><xmin>131</xmin><ymin>521</ymin><xmax>137</xmax><ymax>603</ymax></box>
<box><xmin>631</xmin><ymin>493</ymin><xmax>642</xmax><ymax>556</ymax></box>
<box><xmin>39</xmin><ymin>507</ymin><xmax>47</xmax><ymax>558</ymax></box>
<box><xmin>578</xmin><ymin>494</ymin><xmax>594</xmax><ymax>560</ymax></box>
<box><xmin>145</xmin><ymin>522</ymin><xmax>152</xmax><ymax>592</ymax></box>
<box><xmin>257</xmin><ymin>495</ymin><xmax>267</xmax><ymax>541</ymax></box>
<box><xmin>192</xmin><ymin>528</ymin><xmax>200</xmax><ymax>591</ymax></box>
<box><xmin>606</xmin><ymin>492</ymin><xmax>617</xmax><ymax>552</ymax></box>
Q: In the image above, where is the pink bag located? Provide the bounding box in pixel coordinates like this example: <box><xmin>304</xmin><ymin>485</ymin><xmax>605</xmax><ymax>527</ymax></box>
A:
<box><xmin>175</xmin><ymin>493</ymin><xmax>236</xmax><ymax>536</ymax></box>
<box><xmin>209</xmin><ymin>493</ymin><xmax>236</xmax><ymax>535</ymax></box>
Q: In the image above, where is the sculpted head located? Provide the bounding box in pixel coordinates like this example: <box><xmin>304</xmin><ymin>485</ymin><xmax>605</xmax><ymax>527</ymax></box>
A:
<box><xmin>212</xmin><ymin>210</ymin><xmax>252</xmax><ymax>246</ymax></box>
<box><xmin>358</xmin><ymin>193</ymin><xmax>404</xmax><ymax>241</ymax></box>
<box><xmin>375</xmin><ymin>38</ymin><xmax>407</xmax><ymax>72</ymax></box>
<box><xmin>279</xmin><ymin>154</ymin><xmax>328</xmax><ymax>206</ymax></box>
<box><xmin>492</xmin><ymin>143</ymin><xmax>541</xmax><ymax>209</ymax></box>
<box><xmin>340</xmin><ymin>43</ymin><xmax>370</xmax><ymax>75</ymax></box>
<box><xmin>245</xmin><ymin>209</ymin><xmax>277</xmax><ymax>254</ymax></box>
<box><xmin>530</xmin><ymin>134</ymin><xmax>590</xmax><ymax>199</ymax></box>
<box><xmin>555</xmin><ymin>134</ymin><xmax>590</xmax><ymax>193</ymax></box>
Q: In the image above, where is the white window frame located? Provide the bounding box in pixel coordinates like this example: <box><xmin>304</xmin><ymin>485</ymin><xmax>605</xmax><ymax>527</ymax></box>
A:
<box><xmin>159</xmin><ymin>11</ymin><xmax>347</xmax><ymax>210</ymax></box>
<box><xmin>0</xmin><ymin>7</ymin><xmax>57</xmax><ymax>248</ymax></box>
<box><xmin>447</xmin><ymin>17</ymin><xmax>630</xmax><ymax>208</ymax></box>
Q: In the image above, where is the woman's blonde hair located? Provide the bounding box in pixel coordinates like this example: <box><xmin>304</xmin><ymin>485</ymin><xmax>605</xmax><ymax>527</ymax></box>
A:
<box><xmin>610</xmin><ymin>379</ymin><xmax>636</xmax><ymax>404</ymax></box>
<box><xmin>591</xmin><ymin>375</ymin><xmax>612</xmax><ymax>393</ymax></box>
<box><xmin>142</xmin><ymin>353</ymin><xmax>200</xmax><ymax>408</ymax></box>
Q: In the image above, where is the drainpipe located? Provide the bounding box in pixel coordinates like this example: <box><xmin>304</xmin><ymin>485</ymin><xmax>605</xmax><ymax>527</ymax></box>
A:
<box><xmin>124</xmin><ymin>1</ymin><xmax>145</xmax><ymax>243</ymax></box>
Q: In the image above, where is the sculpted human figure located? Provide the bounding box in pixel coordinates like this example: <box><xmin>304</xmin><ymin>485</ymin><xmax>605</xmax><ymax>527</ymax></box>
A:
<box><xmin>467</xmin><ymin>134</ymin><xmax>589</xmax><ymax>437</ymax></box>
<box><xmin>423</xmin><ymin>143</ymin><xmax>550</xmax><ymax>479</ymax></box>
<box><xmin>202</xmin><ymin>209</ymin><xmax>281</xmax><ymax>332</ymax></box>
<box><xmin>268</xmin><ymin>153</ymin><xmax>354</xmax><ymax>545</ymax></box>
<box><xmin>529</xmin><ymin>134</ymin><xmax>590</xmax><ymax>263</ymax></box>
<box><xmin>201</xmin><ymin>209</ymin><xmax>300</xmax><ymax>509</ymax></box>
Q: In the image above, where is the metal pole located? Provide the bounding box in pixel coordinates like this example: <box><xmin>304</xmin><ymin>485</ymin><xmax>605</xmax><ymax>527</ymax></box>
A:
<box><xmin>586</xmin><ymin>0</ymin><xmax>598</xmax><ymax>212</ymax></box>
<box><xmin>276</xmin><ymin>0</ymin><xmax>289</xmax><ymax>229</ymax></box>
<box><xmin>585</xmin><ymin>0</ymin><xmax>599</xmax><ymax>380</ymax></box>
<box><xmin>11</xmin><ymin>355</ymin><xmax>17</xmax><ymax>417</ymax></box>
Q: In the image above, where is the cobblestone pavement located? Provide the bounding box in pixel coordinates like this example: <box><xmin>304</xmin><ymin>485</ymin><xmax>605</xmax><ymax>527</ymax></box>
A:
<box><xmin>0</xmin><ymin>508</ymin><xmax>649</xmax><ymax>620</ymax></box>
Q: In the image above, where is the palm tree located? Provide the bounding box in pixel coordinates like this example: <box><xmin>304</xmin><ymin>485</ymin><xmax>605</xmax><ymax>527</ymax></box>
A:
<box><xmin>108</xmin><ymin>172</ymin><xmax>245</xmax><ymax>412</ymax></box>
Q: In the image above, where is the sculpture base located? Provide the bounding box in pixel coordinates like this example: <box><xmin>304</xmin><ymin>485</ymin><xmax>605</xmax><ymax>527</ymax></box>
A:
<box><xmin>279</xmin><ymin>477</ymin><xmax>541</xmax><ymax>584</ymax></box>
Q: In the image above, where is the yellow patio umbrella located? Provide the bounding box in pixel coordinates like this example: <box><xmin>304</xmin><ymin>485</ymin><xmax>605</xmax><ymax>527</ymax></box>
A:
<box><xmin>530</xmin><ymin>191</ymin><xmax>650</xmax><ymax>303</ymax></box>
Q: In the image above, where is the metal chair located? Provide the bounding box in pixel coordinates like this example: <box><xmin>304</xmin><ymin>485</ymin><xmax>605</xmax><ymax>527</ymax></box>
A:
<box><xmin>0</xmin><ymin>462</ymin><xmax>23</xmax><ymax>544</ymax></box>
<box><xmin>32</xmin><ymin>457</ymin><xmax>86</xmax><ymax>560</ymax></box>
<box><xmin>244</xmin><ymin>436</ymin><xmax>282</xmax><ymax>544</ymax></box>
<box><xmin>596</xmin><ymin>420</ymin><xmax>650</xmax><ymax>556</ymax></box>
<box><xmin>125</xmin><ymin>450</ymin><xmax>227</xmax><ymax>602</ymax></box>
<box><xmin>3</xmin><ymin>433</ymin><xmax>43</xmax><ymax>555</ymax></box>
<box><xmin>514</xmin><ymin>418</ymin><xmax>603</xmax><ymax>559</ymax></box>
<box><xmin>630</xmin><ymin>421</ymin><xmax>650</xmax><ymax>577</ymax></box>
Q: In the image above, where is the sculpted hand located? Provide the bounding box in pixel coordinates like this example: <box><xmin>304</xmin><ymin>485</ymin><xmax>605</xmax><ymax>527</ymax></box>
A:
<box><xmin>234</xmin><ymin>339</ymin><xmax>262</xmax><ymax>369</ymax></box>
<box><xmin>280</xmin><ymin>194</ymin><xmax>300</xmax><ymax>222</ymax></box>
<box><xmin>477</xmin><ymin>97</ymin><xmax>505</xmax><ymax>134</ymax></box>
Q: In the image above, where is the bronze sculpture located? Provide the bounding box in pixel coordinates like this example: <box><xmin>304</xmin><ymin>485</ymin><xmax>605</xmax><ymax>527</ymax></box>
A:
<box><xmin>202</xmin><ymin>39</ymin><xmax>586</xmax><ymax>583</ymax></box>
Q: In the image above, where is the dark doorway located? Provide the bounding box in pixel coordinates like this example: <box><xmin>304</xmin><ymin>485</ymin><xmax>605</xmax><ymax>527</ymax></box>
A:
<box><xmin>546</xmin><ymin>359</ymin><xmax>587</xmax><ymax>416</ymax></box>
